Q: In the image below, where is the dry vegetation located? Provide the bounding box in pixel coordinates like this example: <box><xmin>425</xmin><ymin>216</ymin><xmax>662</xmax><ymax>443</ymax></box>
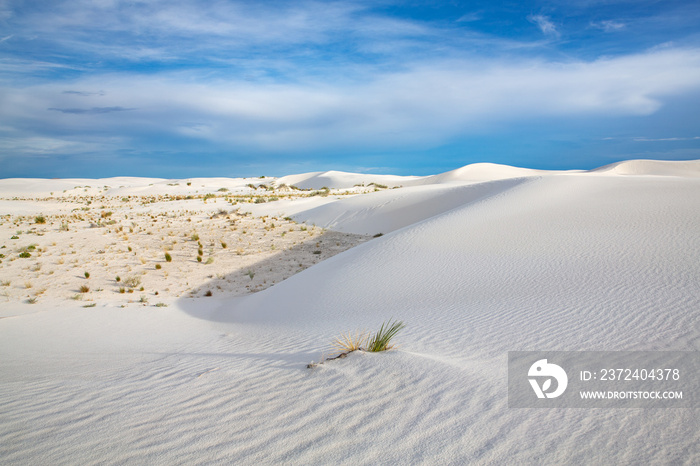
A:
<box><xmin>0</xmin><ymin>184</ymin><xmax>376</xmax><ymax>306</ymax></box>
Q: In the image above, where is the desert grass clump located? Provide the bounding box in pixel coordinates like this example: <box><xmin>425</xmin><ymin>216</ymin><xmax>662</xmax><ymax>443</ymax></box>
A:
<box><xmin>366</xmin><ymin>319</ymin><xmax>405</xmax><ymax>352</ymax></box>
<box><xmin>35</xmin><ymin>215</ymin><xmax>46</xmax><ymax>224</ymax></box>
<box><xmin>332</xmin><ymin>330</ymin><xmax>368</xmax><ymax>353</ymax></box>
<box><xmin>155</xmin><ymin>263</ymin><xmax>162</xmax><ymax>270</ymax></box>
<box><xmin>79</xmin><ymin>285</ymin><xmax>90</xmax><ymax>293</ymax></box>
<box><xmin>164</xmin><ymin>252</ymin><xmax>172</xmax><ymax>262</ymax></box>
<box><xmin>309</xmin><ymin>320</ymin><xmax>405</xmax><ymax>368</ymax></box>
<box><xmin>84</xmin><ymin>271</ymin><xmax>90</xmax><ymax>279</ymax></box>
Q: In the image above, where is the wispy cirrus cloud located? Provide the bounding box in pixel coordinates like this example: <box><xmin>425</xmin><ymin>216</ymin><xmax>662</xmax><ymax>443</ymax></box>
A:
<box><xmin>62</xmin><ymin>90</ymin><xmax>105</xmax><ymax>96</ymax></box>
<box><xmin>591</xmin><ymin>20</ymin><xmax>626</xmax><ymax>32</ymax></box>
<box><xmin>48</xmin><ymin>106</ymin><xmax>135</xmax><ymax>115</ymax></box>
<box><xmin>527</xmin><ymin>14</ymin><xmax>560</xmax><ymax>38</ymax></box>
<box><xmin>633</xmin><ymin>136</ymin><xmax>700</xmax><ymax>142</ymax></box>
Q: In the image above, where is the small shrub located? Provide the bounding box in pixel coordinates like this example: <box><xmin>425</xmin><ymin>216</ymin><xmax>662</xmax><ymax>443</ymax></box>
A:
<box><xmin>247</xmin><ymin>269</ymin><xmax>254</xmax><ymax>280</ymax></box>
<box><xmin>115</xmin><ymin>276</ymin><xmax>121</xmax><ymax>282</ymax></box>
<box><xmin>19</xmin><ymin>251</ymin><xmax>31</xmax><ymax>258</ymax></box>
<box><xmin>196</xmin><ymin>256</ymin><xmax>202</xmax><ymax>262</ymax></box>
<box><xmin>139</xmin><ymin>295</ymin><xmax>148</xmax><ymax>303</ymax></box>
<box><xmin>205</xmin><ymin>257</ymin><xmax>214</xmax><ymax>264</ymax></box>
<box><xmin>11</xmin><ymin>235</ymin><xmax>19</xmax><ymax>239</ymax></box>
<box><xmin>366</xmin><ymin>319</ymin><xmax>405</xmax><ymax>352</ymax></box>
<box><xmin>198</xmin><ymin>248</ymin><xmax>203</xmax><ymax>256</ymax></box>
<box><xmin>119</xmin><ymin>287</ymin><xmax>126</xmax><ymax>294</ymax></box>
<box><xmin>191</xmin><ymin>233</ymin><xmax>199</xmax><ymax>241</ymax></box>
<box><xmin>35</xmin><ymin>215</ymin><xmax>46</xmax><ymax>224</ymax></box>
<box><xmin>84</xmin><ymin>271</ymin><xmax>90</xmax><ymax>279</ymax></box>
<box><xmin>79</xmin><ymin>285</ymin><xmax>90</xmax><ymax>293</ymax></box>
<box><xmin>164</xmin><ymin>252</ymin><xmax>172</xmax><ymax>262</ymax></box>
<box><xmin>204</xmin><ymin>290</ymin><xmax>212</xmax><ymax>297</ymax></box>
<box><xmin>123</xmin><ymin>275</ymin><xmax>141</xmax><ymax>288</ymax></box>
<box><xmin>221</xmin><ymin>242</ymin><xmax>227</xmax><ymax>249</ymax></box>
<box><xmin>155</xmin><ymin>263</ymin><xmax>162</xmax><ymax>270</ymax></box>
<box><xmin>82</xmin><ymin>303</ymin><xmax>97</xmax><ymax>308</ymax></box>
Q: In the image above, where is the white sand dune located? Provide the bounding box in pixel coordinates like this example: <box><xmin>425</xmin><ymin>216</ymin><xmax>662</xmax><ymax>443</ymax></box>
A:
<box><xmin>275</xmin><ymin>170</ymin><xmax>421</xmax><ymax>190</ymax></box>
<box><xmin>591</xmin><ymin>158</ymin><xmax>700</xmax><ymax>177</ymax></box>
<box><xmin>408</xmin><ymin>161</ymin><xmax>561</xmax><ymax>184</ymax></box>
<box><xmin>280</xmin><ymin>178</ymin><xmax>530</xmax><ymax>235</ymax></box>
<box><xmin>1</xmin><ymin>160</ymin><xmax>699</xmax><ymax>464</ymax></box>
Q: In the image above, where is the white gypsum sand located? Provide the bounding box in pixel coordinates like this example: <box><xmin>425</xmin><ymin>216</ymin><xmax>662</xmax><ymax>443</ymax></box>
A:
<box><xmin>0</xmin><ymin>159</ymin><xmax>699</xmax><ymax>464</ymax></box>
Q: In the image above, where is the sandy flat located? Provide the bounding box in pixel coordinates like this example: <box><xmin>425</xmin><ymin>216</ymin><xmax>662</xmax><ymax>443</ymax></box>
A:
<box><xmin>1</xmin><ymin>160</ymin><xmax>699</xmax><ymax>464</ymax></box>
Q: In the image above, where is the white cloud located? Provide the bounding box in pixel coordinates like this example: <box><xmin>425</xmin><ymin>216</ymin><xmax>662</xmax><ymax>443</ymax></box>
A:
<box><xmin>4</xmin><ymin>46</ymin><xmax>698</xmax><ymax>154</ymax></box>
<box><xmin>591</xmin><ymin>20</ymin><xmax>626</xmax><ymax>32</ymax></box>
<box><xmin>633</xmin><ymin>137</ymin><xmax>700</xmax><ymax>142</ymax></box>
<box><xmin>527</xmin><ymin>14</ymin><xmax>560</xmax><ymax>38</ymax></box>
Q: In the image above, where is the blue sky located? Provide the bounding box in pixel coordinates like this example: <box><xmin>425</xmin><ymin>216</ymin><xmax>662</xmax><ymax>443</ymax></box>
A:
<box><xmin>1</xmin><ymin>0</ymin><xmax>699</xmax><ymax>178</ymax></box>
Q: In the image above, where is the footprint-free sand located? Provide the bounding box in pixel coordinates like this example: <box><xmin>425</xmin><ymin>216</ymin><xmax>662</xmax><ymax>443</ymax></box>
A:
<box><xmin>1</xmin><ymin>160</ymin><xmax>699</xmax><ymax>464</ymax></box>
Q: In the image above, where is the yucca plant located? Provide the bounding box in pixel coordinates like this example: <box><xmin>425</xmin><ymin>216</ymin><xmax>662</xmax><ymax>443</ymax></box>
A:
<box><xmin>331</xmin><ymin>329</ymin><xmax>368</xmax><ymax>353</ymax></box>
<box><xmin>366</xmin><ymin>319</ymin><xmax>405</xmax><ymax>352</ymax></box>
<box><xmin>309</xmin><ymin>320</ymin><xmax>406</xmax><ymax>368</ymax></box>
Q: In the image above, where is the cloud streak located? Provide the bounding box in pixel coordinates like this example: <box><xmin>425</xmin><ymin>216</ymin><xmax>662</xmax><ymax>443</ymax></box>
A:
<box><xmin>47</xmin><ymin>106</ymin><xmax>135</xmax><ymax>115</ymax></box>
<box><xmin>3</xmin><ymin>47</ymin><xmax>697</xmax><ymax>155</ymax></box>
<box><xmin>528</xmin><ymin>14</ymin><xmax>560</xmax><ymax>38</ymax></box>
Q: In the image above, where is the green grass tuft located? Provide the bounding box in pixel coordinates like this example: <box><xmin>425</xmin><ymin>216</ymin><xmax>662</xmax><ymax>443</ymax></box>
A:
<box><xmin>366</xmin><ymin>319</ymin><xmax>405</xmax><ymax>352</ymax></box>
